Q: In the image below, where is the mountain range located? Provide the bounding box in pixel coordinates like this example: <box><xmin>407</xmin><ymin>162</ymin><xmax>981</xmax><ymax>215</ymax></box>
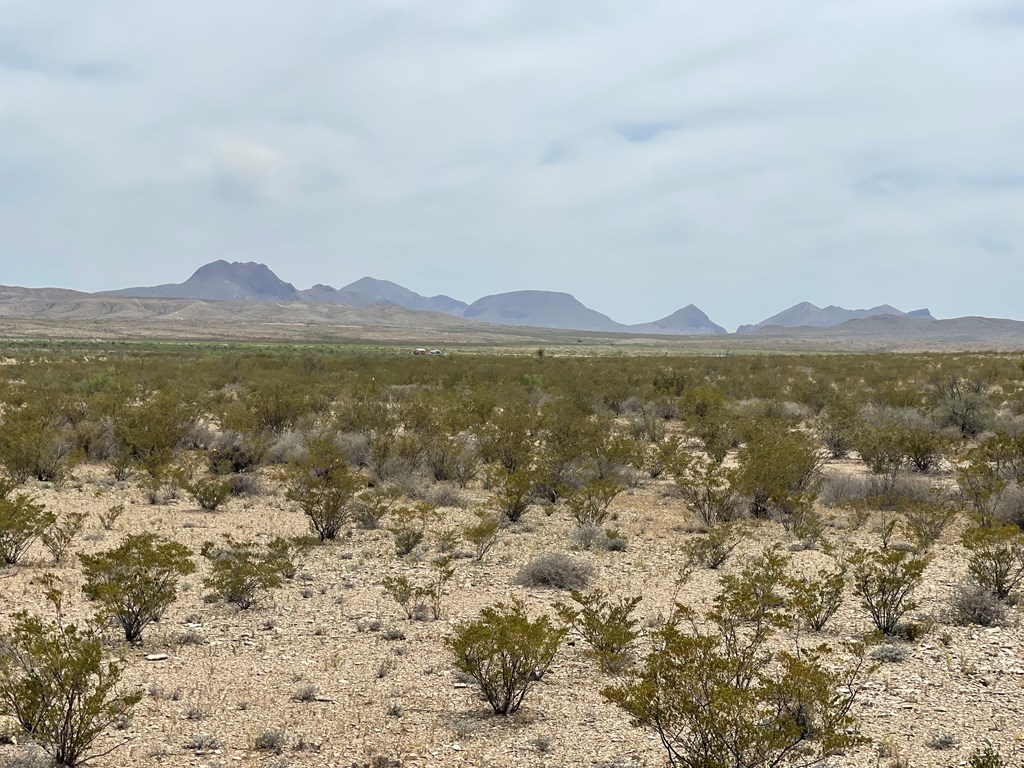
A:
<box><xmin>7</xmin><ymin>260</ymin><xmax>1021</xmax><ymax>348</ymax></box>
<box><xmin>100</xmin><ymin>261</ymin><xmax>729</xmax><ymax>335</ymax></box>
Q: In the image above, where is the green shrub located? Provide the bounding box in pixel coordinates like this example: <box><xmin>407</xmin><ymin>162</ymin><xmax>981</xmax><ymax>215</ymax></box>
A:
<box><xmin>789</xmin><ymin>565</ymin><xmax>846</xmax><ymax>632</ymax></box>
<box><xmin>968</xmin><ymin>744</ymin><xmax>1006</xmax><ymax>768</ymax></box>
<box><xmin>849</xmin><ymin>547</ymin><xmax>928</xmax><ymax>635</ymax></box>
<box><xmin>962</xmin><ymin>523</ymin><xmax>1024</xmax><ymax>600</ymax></box>
<box><xmin>487</xmin><ymin>464</ymin><xmax>536</xmax><ymax>523</ymax></box>
<box><xmin>555</xmin><ymin>589</ymin><xmax>641</xmax><ymax>672</ymax></box>
<box><xmin>183</xmin><ymin>475</ymin><xmax>234</xmax><ymax>512</ymax></box>
<box><xmin>79</xmin><ymin>533</ymin><xmax>196</xmax><ymax>642</ymax></box>
<box><xmin>0</xmin><ymin>585</ymin><xmax>142</xmax><ymax>767</ymax></box>
<box><xmin>41</xmin><ymin>511</ymin><xmax>87</xmax><ymax>563</ymax></box>
<box><xmin>681</xmin><ymin>522</ymin><xmax>745</xmax><ymax>570</ymax></box>
<box><xmin>0</xmin><ymin>494</ymin><xmax>56</xmax><ymax>565</ymax></box>
<box><xmin>902</xmin><ymin>498</ymin><xmax>958</xmax><ymax>553</ymax></box>
<box><xmin>565</xmin><ymin>478</ymin><xmax>623</xmax><ymax>527</ymax></box>
<box><xmin>515</xmin><ymin>552</ymin><xmax>593</xmax><ymax>590</ymax></box>
<box><xmin>0</xmin><ymin>399</ymin><xmax>77</xmax><ymax>484</ymax></box>
<box><xmin>97</xmin><ymin>503</ymin><xmax>125</xmax><ymax>531</ymax></box>
<box><xmin>734</xmin><ymin>424</ymin><xmax>822</xmax><ymax>529</ymax></box>
<box><xmin>286</xmin><ymin>440</ymin><xmax>363</xmax><ymax>541</ymax></box>
<box><xmin>201</xmin><ymin>536</ymin><xmax>287</xmax><ymax>609</ymax></box>
<box><xmin>446</xmin><ymin>599</ymin><xmax>565</xmax><ymax>714</ymax></box>
<box><xmin>387</xmin><ymin>502</ymin><xmax>435</xmax><ymax>557</ymax></box>
<box><xmin>603</xmin><ymin>549</ymin><xmax>865</xmax><ymax>768</ymax></box>
<box><xmin>382</xmin><ymin>557</ymin><xmax>454</xmax><ymax>621</ymax></box>
<box><xmin>669</xmin><ymin>450</ymin><xmax>738</xmax><ymax>528</ymax></box>
<box><xmin>462</xmin><ymin>509</ymin><xmax>505</xmax><ymax>562</ymax></box>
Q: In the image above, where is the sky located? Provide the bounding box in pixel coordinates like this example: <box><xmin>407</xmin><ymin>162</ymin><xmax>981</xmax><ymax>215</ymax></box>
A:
<box><xmin>1</xmin><ymin>1</ymin><xmax>1023</xmax><ymax>331</ymax></box>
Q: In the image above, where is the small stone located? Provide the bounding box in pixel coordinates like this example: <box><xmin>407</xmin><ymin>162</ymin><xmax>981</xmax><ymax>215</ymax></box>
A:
<box><xmin>145</xmin><ymin>654</ymin><xmax>169</xmax><ymax>662</ymax></box>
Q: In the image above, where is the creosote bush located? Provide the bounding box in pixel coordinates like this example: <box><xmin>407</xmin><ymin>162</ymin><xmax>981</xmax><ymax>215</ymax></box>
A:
<box><xmin>0</xmin><ymin>582</ymin><xmax>143</xmax><ymax>767</ymax></box>
<box><xmin>446</xmin><ymin>599</ymin><xmax>565</xmax><ymax>715</ymax></box>
<box><xmin>849</xmin><ymin>547</ymin><xmax>928</xmax><ymax>635</ymax></box>
<box><xmin>0</xmin><ymin>494</ymin><xmax>56</xmax><ymax>565</ymax></box>
<box><xmin>286</xmin><ymin>439</ymin><xmax>363</xmax><ymax>541</ymax></box>
<box><xmin>80</xmin><ymin>533</ymin><xmax>196</xmax><ymax>642</ymax></box>
<box><xmin>555</xmin><ymin>589</ymin><xmax>641</xmax><ymax>672</ymax></box>
<box><xmin>962</xmin><ymin>523</ymin><xmax>1024</xmax><ymax>600</ymax></box>
<box><xmin>603</xmin><ymin>548</ymin><xmax>867</xmax><ymax>768</ymax></box>
<box><xmin>201</xmin><ymin>536</ymin><xmax>288</xmax><ymax>609</ymax></box>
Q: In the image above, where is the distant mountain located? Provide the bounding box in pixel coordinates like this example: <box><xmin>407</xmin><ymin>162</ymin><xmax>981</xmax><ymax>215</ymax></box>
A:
<box><xmin>737</xmin><ymin>302</ymin><xmax>935</xmax><ymax>333</ymax></box>
<box><xmin>462</xmin><ymin>290</ymin><xmax>623</xmax><ymax>332</ymax></box>
<box><xmin>103</xmin><ymin>260</ymin><xmax>302</xmax><ymax>302</ymax></box>
<box><xmin>741</xmin><ymin>313</ymin><xmax>1024</xmax><ymax>348</ymax></box>
<box><xmin>331</xmin><ymin>277</ymin><xmax>467</xmax><ymax>316</ymax></box>
<box><xmin>627</xmin><ymin>305</ymin><xmax>727</xmax><ymax>336</ymax></box>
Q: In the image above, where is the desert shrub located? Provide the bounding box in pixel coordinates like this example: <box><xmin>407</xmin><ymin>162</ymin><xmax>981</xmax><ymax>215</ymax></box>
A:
<box><xmin>266</xmin><ymin>536</ymin><xmax>313</xmax><ymax>580</ymax></box>
<box><xmin>935</xmin><ymin>376</ymin><xmax>992</xmax><ymax>437</ymax></box>
<box><xmin>554</xmin><ymin>589</ymin><xmax>641</xmax><ymax>672</ymax></box>
<box><xmin>201</xmin><ymin>536</ymin><xmax>287</xmax><ymax>609</ymax></box>
<box><xmin>382</xmin><ymin>574</ymin><xmax>428</xmax><ymax>621</ymax></box>
<box><xmin>352</xmin><ymin>487</ymin><xmax>401</xmax><ymax>530</ymax></box>
<box><xmin>382</xmin><ymin>557</ymin><xmax>454</xmax><ymax>621</ymax></box>
<box><xmin>950</xmin><ymin>584</ymin><xmax>1006</xmax><ymax>627</ymax></box>
<box><xmin>788</xmin><ymin>565</ymin><xmax>846</xmax><ymax>632</ymax></box>
<box><xmin>902</xmin><ymin>498</ymin><xmax>958</xmax><ymax>553</ymax></box>
<box><xmin>265</xmin><ymin>430</ymin><xmax>307</xmax><ymax>465</ymax></box>
<box><xmin>97</xmin><ymin>503</ymin><xmax>124</xmax><ymax>531</ymax></box>
<box><xmin>565</xmin><ymin>478</ymin><xmax>623</xmax><ymax>527</ymax></box>
<box><xmin>184</xmin><ymin>732</ymin><xmax>223</xmax><ymax>751</ymax></box>
<box><xmin>387</xmin><ymin>502</ymin><xmax>435</xmax><ymax>557</ymax></box>
<box><xmin>734</xmin><ymin>424</ymin><xmax>822</xmax><ymax>530</ymax></box>
<box><xmin>487</xmin><ymin>465</ymin><xmax>536</xmax><ymax>523</ymax></box>
<box><xmin>899</xmin><ymin>423</ymin><xmax>948</xmax><ymax>473</ymax></box>
<box><xmin>515</xmin><ymin>552</ymin><xmax>593</xmax><ymax>590</ymax></box>
<box><xmin>603</xmin><ymin>549</ymin><xmax>866</xmax><ymax>768</ymax></box>
<box><xmin>849</xmin><ymin>547</ymin><xmax>928</xmax><ymax>635</ymax></box>
<box><xmin>0</xmin><ymin>399</ymin><xmax>77</xmax><ymax>485</ymax></box>
<box><xmin>0</xmin><ymin>494</ymin><xmax>56</xmax><ymax>565</ymax></box>
<box><xmin>817</xmin><ymin>399</ymin><xmax>861</xmax><ymax>458</ymax></box>
<box><xmin>79</xmin><ymin>533</ymin><xmax>196</xmax><ymax>642</ymax></box>
<box><xmin>995</xmin><ymin>481</ymin><xmax>1024</xmax><ymax>527</ymax></box>
<box><xmin>968</xmin><ymin>744</ymin><xmax>1006</xmax><ymax>768</ymax></box>
<box><xmin>291</xmin><ymin>685</ymin><xmax>319</xmax><ymax>703</ymax></box>
<box><xmin>183</xmin><ymin>475</ymin><xmax>234</xmax><ymax>512</ymax></box>
<box><xmin>0</xmin><ymin>585</ymin><xmax>142</xmax><ymax>767</ymax></box>
<box><xmin>870</xmin><ymin>643</ymin><xmax>908</xmax><ymax>663</ymax></box>
<box><xmin>669</xmin><ymin>450</ymin><xmax>739</xmax><ymax>528</ymax></box>
<box><xmin>207</xmin><ymin>431</ymin><xmax>264</xmax><ymax>474</ymax></box>
<box><xmin>962</xmin><ymin>523</ymin><xmax>1024</xmax><ymax>600</ymax></box>
<box><xmin>681</xmin><ymin>522</ymin><xmax>744</xmax><ymax>570</ymax></box>
<box><xmin>424</xmin><ymin>483</ymin><xmax>467</xmax><ymax>509</ymax></box>
<box><xmin>463</xmin><ymin>509</ymin><xmax>505</xmax><ymax>561</ymax></box>
<box><xmin>286</xmin><ymin>438</ymin><xmax>363</xmax><ymax>541</ymax></box>
<box><xmin>957</xmin><ymin>453</ymin><xmax>1008</xmax><ymax>528</ymax></box>
<box><xmin>112</xmin><ymin>392</ymin><xmax>195</xmax><ymax>481</ymax></box>
<box><xmin>571</xmin><ymin>524</ymin><xmax>627</xmax><ymax>552</ymax></box>
<box><xmin>446</xmin><ymin>599</ymin><xmax>566</xmax><ymax>715</ymax></box>
<box><xmin>253</xmin><ymin>728</ymin><xmax>286</xmax><ymax>754</ymax></box>
<box><xmin>41</xmin><ymin>511</ymin><xmax>87</xmax><ymax>563</ymax></box>
<box><xmin>854</xmin><ymin>424</ymin><xmax>907</xmax><ymax>495</ymax></box>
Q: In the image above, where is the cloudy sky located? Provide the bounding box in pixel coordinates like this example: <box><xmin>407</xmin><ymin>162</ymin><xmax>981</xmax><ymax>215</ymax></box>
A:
<box><xmin>2</xmin><ymin>1</ymin><xmax>1023</xmax><ymax>330</ymax></box>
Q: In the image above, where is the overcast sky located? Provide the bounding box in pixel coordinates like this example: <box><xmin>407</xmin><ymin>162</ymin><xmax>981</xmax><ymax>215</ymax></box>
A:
<box><xmin>2</xmin><ymin>1</ymin><xmax>1023</xmax><ymax>330</ymax></box>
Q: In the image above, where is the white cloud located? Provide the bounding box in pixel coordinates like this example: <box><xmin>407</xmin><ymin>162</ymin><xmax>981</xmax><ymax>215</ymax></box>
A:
<box><xmin>1</xmin><ymin>0</ymin><xmax>1022</xmax><ymax>328</ymax></box>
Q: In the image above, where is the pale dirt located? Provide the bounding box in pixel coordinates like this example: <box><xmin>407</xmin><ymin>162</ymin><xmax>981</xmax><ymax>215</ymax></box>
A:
<box><xmin>1</xmin><ymin>458</ymin><xmax>1023</xmax><ymax>768</ymax></box>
